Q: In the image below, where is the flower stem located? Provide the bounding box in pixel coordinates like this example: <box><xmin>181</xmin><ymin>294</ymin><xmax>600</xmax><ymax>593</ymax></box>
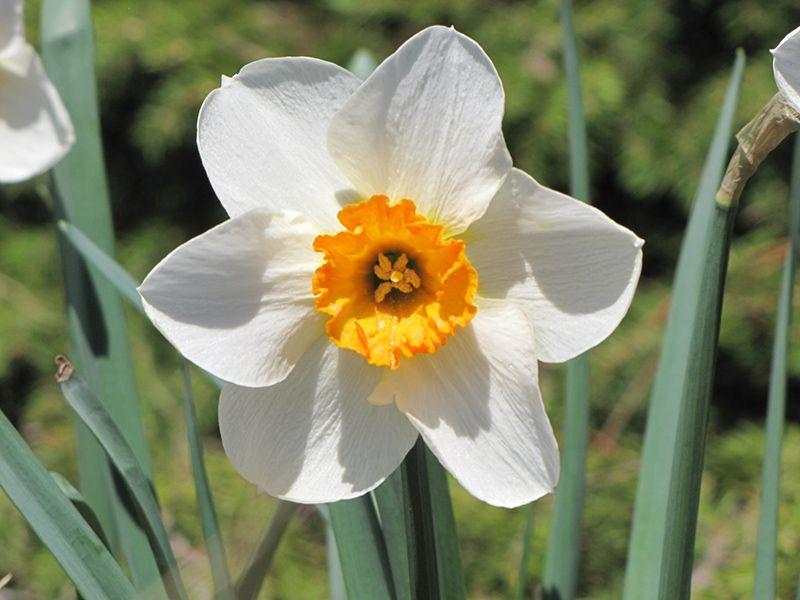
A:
<box><xmin>716</xmin><ymin>92</ymin><xmax>800</xmax><ymax>207</ymax></box>
<box><xmin>402</xmin><ymin>439</ymin><xmax>440</xmax><ymax>600</ymax></box>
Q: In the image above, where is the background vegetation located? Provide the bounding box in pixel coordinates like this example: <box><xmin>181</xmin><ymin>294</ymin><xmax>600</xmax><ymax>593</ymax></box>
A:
<box><xmin>2</xmin><ymin>0</ymin><xmax>800</xmax><ymax>597</ymax></box>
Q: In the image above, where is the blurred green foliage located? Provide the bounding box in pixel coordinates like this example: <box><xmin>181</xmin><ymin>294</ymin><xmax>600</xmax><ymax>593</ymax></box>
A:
<box><xmin>2</xmin><ymin>0</ymin><xmax>800</xmax><ymax>597</ymax></box>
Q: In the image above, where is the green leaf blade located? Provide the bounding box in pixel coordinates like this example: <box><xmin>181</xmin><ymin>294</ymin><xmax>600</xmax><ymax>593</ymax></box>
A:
<box><xmin>58</xmin><ymin>366</ymin><xmax>188</xmax><ymax>600</ymax></box>
<box><xmin>41</xmin><ymin>0</ymin><xmax>160</xmax><ymax>590</ymax></box>
<box><xmin>542</xmin><ymin>0</ymin><xmax>591</xmax><ymax>596</ymax></box>
<box><xmin>623</xmin><ymin>49</ymin><xmax>746</xmax><ymax>599</ymax></box>
<box><xmin>0</xmin><ymin>410</ymin><xmax>135</xmax><ymax>599</ymax></box>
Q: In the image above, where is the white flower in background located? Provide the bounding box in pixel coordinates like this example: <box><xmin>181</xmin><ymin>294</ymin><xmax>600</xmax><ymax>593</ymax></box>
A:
<box><xmin>0</xmin><ymin>0</ymin><xmax>74</xmax><ymax>183</ymax></box>
<box><xmin>139</xmin><ymin>26</ymin><xmax>643</xmax><ymax>508</ymax></box>
<box><xmin>773</xmin><ymin>26</ymin><xmax>800</xmax><ymax>113</ymax></box>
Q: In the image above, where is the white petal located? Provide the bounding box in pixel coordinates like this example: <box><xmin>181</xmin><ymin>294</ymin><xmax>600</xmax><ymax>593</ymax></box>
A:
<box><xmin>372</xmin><ymin>300</ymin><xmax>559</xmax><ymax>508</ymax></box>
<box><xmin>773</xmin><ymin>26</ymin><xmax>800</xmax><ymax>113</ymax></box>
<box><xmin>327</xmin><ymin>25</ymin><xmax>512</xmax><ymax>235</ymax></box>
<box><xmin>139</xmin><ymin>209</ymin><xmax>324</xmax><ymax>387</ymax></box>
<box><xmin>0</xmin><ymin>0</ymin><xmax>25</xmax><ymax>59</ymax></box>
<box><xmin>465</xmin><ymin>168</ymin><xmax>643</xmax><ymax>363</ymax></box>
<box><xmin>197</xmin><ymin>57</ymin><xmax>361</xmax><ymax>229</ymax></box>
<box><xmin>219</xmin><ymin>338</ymin><xmax>419</xmax><ymax>503</ymax></box>
<box><xmin>0</xmin><ymin>49</ymin><xmax>75</xmax><ymax>183</ymax></box>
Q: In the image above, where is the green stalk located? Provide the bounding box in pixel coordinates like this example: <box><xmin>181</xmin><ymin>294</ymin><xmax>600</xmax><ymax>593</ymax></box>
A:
<box><xmin>327</xmin><ymin>495</ymin><xmax>396</xmax><ymax>599</ymax></box>
<box><xmin>402</xmin><ymin>440</ymin><xmax>440</xmax><ymax>599</ymax></box>
<box><xmin>543</xmin><ymin>356</ymin><xmax>590</xmax><ymax>600</ymax></box>
<box><xmin>514</xmin><ymin>503</ymin><xmax>535</xmax><ymax>600</ymax></box>
<box><xmin>623</xmin><ymin>50</ymin><xmax>746</xmax><ymax>599</ymax></box>
<box><xmin>41</xmin><ymin>0</ymin><xmax>161</xmax><ymax>592</ymax></box>
<box><xmin>374</xmin><ymin>468</ymin><xmax>412</xmax><ymax>600</ymax></box>
<box><xmin>400</xmin><ymin>441</ymin><xmax>465</xmax><ymax>600</ymax></box>
<box><xmin>543</xmin><ymin>0</ymin><xmax>591</xmax><ymax>596</ymax></box>
<box><xmin>235</xmin><ymin>501</ymin><xmax>299</xmax><ymax>600</ymax></box>
<box><xmin>752</xmin><ymin>136</ymin><xmax>800</xmax><ymax>598</ymax></box>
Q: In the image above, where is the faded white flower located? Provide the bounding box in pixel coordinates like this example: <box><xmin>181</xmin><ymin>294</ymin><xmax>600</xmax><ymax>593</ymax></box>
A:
<box><xmin>773</xmin><ymin>26</ymin><xmax>800</xmax><ymax>113</ymax></box>
<box><xmin>0</xmin><ymin>0</ymin><xmax>74</xmax><ymax>183</ymax></box>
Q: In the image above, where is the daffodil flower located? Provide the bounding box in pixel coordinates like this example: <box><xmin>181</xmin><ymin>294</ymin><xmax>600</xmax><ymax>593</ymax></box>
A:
<box><xmin>0</xmin><ymin>0</ymin><xmax>74</xmax><ymax>183</ymax></box>
<box><xmin>773</xmin><ymin>26</ymin><xmax>800</xmax><ymax>113</ymax></box>
<box><xmin>140</xmin><ymin>26</ymin><xmax>643</xmax><ymax>507</ymax></box>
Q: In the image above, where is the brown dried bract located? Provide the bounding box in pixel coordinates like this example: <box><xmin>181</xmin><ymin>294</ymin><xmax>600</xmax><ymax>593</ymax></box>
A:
<box><xmin>54</xmin><ymin>355</ymin><xmax>74</xmax><ymax>383</ymax></box>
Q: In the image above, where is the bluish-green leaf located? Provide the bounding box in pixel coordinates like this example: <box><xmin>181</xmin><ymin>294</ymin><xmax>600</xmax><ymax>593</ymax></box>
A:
<box><xmin>58</xmin><ymin>220</ymin><xmax>226</xmax><ymax>390</ymax></box>
<box><xmin>327</xmin><ymin>495</ymin><xmax>395</xmax><ymax>599</ymax></box>
<box><xmin>623</xmin><ymin>50</ymin><xmax>746</xmax><ymax>599</ymax></box>
<box><xmin>58</xmin><ymin>363</ymin><xmax>188</xmax><ymax>600</ymax></box>
<box><xmin>57</xmin><ymin>220</ymin><xmax>143</xmax><ymax>313</ymax></box>
<box><xmin>50</xmin><ymin>471</ymin><xmax>111</xmax><ymax>551</ymax></box>
<box><xmin>542</xmin><ymin>0</ymin><xmax>591</xmax><ymax>596</ymax></box>
<box><xmin>317</xmin><ymin>504</ymin><xmax>347</xmax><ymax>600</ymax></box>
<box><xmin>41</xmin><ymin>0</ymin><xmax>160</xmax><ymax>590</ymax></box>
<box><xmin>0</xmin><ymin>409</ymin><xmax>135</xmax><ymax>598</ymax></box>
<box><xmin>752</xmin><ymin>135</ymin><xmax>800</xmax><ymax>598</ymax></box>
<box><xmin>181</xmin><ymin>365</ymin><xmax>234</xmax><ymax>599</ymax></box>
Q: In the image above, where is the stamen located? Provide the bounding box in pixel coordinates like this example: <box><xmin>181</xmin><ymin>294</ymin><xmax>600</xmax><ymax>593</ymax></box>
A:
<box><xmin>373</xmin><ymin>252</ymin><xmax>421</xmax><ymax>303</ymax></box>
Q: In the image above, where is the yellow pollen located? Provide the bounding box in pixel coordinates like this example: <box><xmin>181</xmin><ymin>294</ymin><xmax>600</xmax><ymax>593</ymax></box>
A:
<box><xmin>311</xmin><ymin>195</ymin><xmax>478</xmax><ymax>369</ymax></box>
<box><xmin>372</xmin><ymin>252</ymin><xmax>421</xmax><ymax>302</ymax></box>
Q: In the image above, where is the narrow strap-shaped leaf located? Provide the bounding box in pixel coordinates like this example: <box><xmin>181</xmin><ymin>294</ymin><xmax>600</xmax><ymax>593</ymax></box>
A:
<box><xmin>317</xmin><ymin>505</ymin><xmax>347</xmax><ymax>600</ymax></box>
<box><xmin>374</xmin><ymin>468</ymin><xmax>412</xmax><ymax>600</ymax></box>
<box><xmin>58</xmin><ymin>220</ymin><xmax>227</xmax><ymax>390</ymax></box>
<box><xmin>514</xmin><ymin>504</ymin><xmax>535</xmax><ymax>600</ymax></box>
<box><xmin>542</xmin><ymin>0</ymin><xmax>591</xmax><ymax>596</ymax></box>
<box><xmin>623</xmin><ymin>50</ymin><xmax>746</xmax><ymax>599</ymax></box>
<box><xmin>57</xmin><ymin>361</ymin><xmax>188</xmax><ymax>600</ymax></box>
<box><xmin>181</xmin><ymin>365</ymin><xmax>234</xmax><ymax>599</ymax></box>
<box><xmin>57</xmin><ymin>220</ymin><xmax>144</xmax><ymax>312</ymax></box>
<box><xmin>0</xmin><ymin>409</ymin><xmax>135</xmax><ymax>598</ymax></box>
<box><xmin>327</xmin><ymin>495</ymin><xmax>396</xmax><ymax>599</ymax></box>
<box><xmin>752</xmin><ymin>136</ymin><xmax>800</xmax><ymax>598</ymax></box>
<box><xmin>235</xmin><ymin>500</ymin><xmax>299</xmax><ymax>600</ymax></box>
<box><xmin>50</xmin><ymin>471</ymin><xmax>111</xmax><ymax>551</ymax></box>
<box><xmin>41</xmin><ymin>0</ymin><xmax>160</xmax><ymax>590</ymax></box>
<box><xmin>325</xmin><ymin>518</ymin><xmax>347</xmax><ymax>600</ymax></box>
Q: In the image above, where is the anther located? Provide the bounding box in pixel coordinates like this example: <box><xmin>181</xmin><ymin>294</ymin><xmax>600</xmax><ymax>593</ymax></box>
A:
<box><xmin>373</xmin><ymin>252</ymin><xmax>421</xmax><ymax>303</ymax></box>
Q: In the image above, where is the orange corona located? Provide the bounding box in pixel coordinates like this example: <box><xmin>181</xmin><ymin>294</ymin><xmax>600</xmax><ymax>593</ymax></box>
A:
<box><xmin>312</xmin><ymin>195</ymin><xmax>478</xmax><ymax>369</ymax></box>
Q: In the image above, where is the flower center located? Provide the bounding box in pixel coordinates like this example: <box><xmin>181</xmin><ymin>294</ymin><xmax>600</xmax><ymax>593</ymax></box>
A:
<box><xmin>373</xmin><ymin>252</ymin><xmax>422</xmax><ymax>303</ymax></box>
<box><xmin>312</xmin><ymin>195</ymin><xmax>478</xmax><ymax>370</ymax></box>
